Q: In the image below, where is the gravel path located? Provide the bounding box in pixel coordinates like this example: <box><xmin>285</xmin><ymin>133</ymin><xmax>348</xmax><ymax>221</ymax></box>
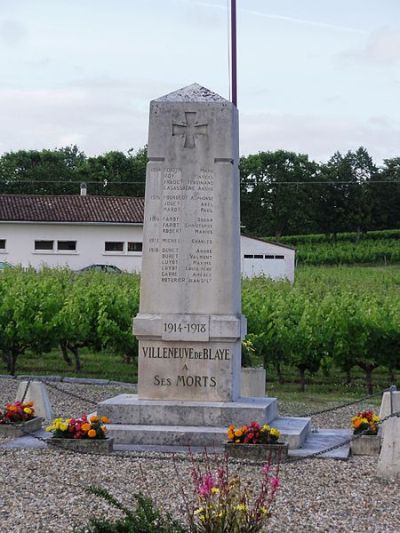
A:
<box><xmin>0</xmin><ymin>378</ymin><xmax>399</xmax><ymax>533</ymax></box>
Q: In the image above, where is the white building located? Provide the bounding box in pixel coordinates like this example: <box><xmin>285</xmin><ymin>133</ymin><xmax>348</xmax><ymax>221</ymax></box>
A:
<box><xmin>0</xmin><ymin>194</ymin><xmax>295</xmax><ymax>282</ymax></box>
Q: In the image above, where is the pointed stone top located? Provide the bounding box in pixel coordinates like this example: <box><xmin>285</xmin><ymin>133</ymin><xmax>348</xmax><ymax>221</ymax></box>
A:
<box><xmin>155</xmin><ymin>83</ymin><xmax>228</xmax><ymax>103</ymax></box>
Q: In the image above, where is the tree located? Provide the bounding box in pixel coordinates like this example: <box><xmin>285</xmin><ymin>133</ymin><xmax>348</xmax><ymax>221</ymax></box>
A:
<box><xmin>240</xmin><ymin>150</ymin><xmax>319</xmax><ymax>237</ymax></box>
<box><xmin>317</xmin><ymin>147</ymin><xmax>375</xmax><ymax>238</ymax></box>
<box><xmin>0</xmin><ymin>146</ymin><xmax>86</xmax><ymax>195</ymax></box>
<box><xmin>0</xmin><ymin>145</ymin><xmax>147</xmax><ymax>197</ymax></box>
<box><xmin>79</xmin><ymin>147</ymin><xmax>147</xmax><ymax>197</ymax></box>
<box><xmin>368</xmin><ymin>157</ymin><xmax>400</xmax><ymax>231</ymax></box>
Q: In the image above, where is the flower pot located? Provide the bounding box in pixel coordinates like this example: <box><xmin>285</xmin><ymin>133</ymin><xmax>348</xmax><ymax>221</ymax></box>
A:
<box><xmin>47</xmin><ymin>437</ymin><xmax>114</xmax><ymax>454</ymax></box>
<box><xmin>225</xmin><ymin>442</ymin><xmax>288</xmax><ymax>463</ymax></box>
<box><xmin>351</xmin><ymin>434</ymin><xmax>381</xmax><ymax>456</ymax></box>
<box><xmin>0</xmin><ymin>417</ymin><xmax>43</xmax><ymax>438</ymax></box>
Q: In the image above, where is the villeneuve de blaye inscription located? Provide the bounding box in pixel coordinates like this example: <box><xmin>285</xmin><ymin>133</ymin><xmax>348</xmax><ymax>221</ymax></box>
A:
<box><xmin>134</xmin><ymin>84</ymin><xmax>244</xmax><ymax>402</ymax></box>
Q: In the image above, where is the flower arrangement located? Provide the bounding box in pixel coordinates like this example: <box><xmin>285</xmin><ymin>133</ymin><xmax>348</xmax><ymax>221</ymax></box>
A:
<box><xmin>46</xmin><ymin>414</ymin><xmax>109</xmax><ymax>439</ymax></box>
<box><xmin>181</xmin><ymin>454</ymin><xmax>280</xmax><ymax>532</ymax></box>
<box><xmin>227</xmin><ymin>421</ymin><xmax>281</xmax><ymax>444</ymax></box>
<box><xmin>0</xmin><ymin>401</ymin><xmax>35</xmax><ymax>425</ymax></box>
<box><xmin>351</xmin><ymin>410</ymin><xmax>380</xmax><ymax>435</ymax></box>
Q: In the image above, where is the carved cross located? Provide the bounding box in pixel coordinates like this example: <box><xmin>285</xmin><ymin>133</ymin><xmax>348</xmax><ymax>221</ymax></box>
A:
<box><xmin>172</xmin><ymin>112</ymin><xmax>208</xmax><ymax>148</ymax></box>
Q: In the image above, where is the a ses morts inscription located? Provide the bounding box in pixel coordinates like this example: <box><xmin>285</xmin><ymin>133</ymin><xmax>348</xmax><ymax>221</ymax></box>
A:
<box><xmin>134</xmin><ymin>84</ymin><xmax>245</xmax><ymax>402</ymax></box>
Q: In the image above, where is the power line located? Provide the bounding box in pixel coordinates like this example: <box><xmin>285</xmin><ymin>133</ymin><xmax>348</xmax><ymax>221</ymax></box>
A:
<box><xmin>0</xmin><ymin>180</ymin><xmax>145</xmax><ymax>184</ymax></box>
<box><xmin>0</xmin><ymin>178</ymin><xmax>399</xmax><ymax>185</ymax></box>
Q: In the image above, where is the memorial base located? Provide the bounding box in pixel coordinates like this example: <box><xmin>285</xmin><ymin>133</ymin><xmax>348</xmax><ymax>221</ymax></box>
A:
<box><xmin>97</xmin><ymin>395</ymin><xmax>311</xmax><ymax>449</ymax></box>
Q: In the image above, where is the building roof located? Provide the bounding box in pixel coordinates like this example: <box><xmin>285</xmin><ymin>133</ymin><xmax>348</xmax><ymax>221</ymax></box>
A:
<box><xmin>0</xmin><ymin>194</ymin><xmax>145</xmax><ymax>224</ymax></box>
<box><xmin>241</xmin><ymin>233</ymin><xmax>296</xmax><ymax>251</ymax></box>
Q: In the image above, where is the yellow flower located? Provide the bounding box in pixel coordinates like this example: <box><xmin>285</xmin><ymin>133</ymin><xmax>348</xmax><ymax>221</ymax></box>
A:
<box><xmin>373</xmin><ymin>415</ymin><xmax>380</xmax><ymax>423</ymax></box>
<box><xmin>270</xmin><ymin>428</ymin><xmax>280</xmax><ymax>439</ymax></box>
<box><xmin>262</xmin><ymin>424</ymin><xmax>270</xmax><ymax>432</ymax></box>
<box><xmin>194</xmin><ymin>507</ymin><xmax>204</xmax><ymax>516</ymax></box>
<box><xmin>59</xmin><ymin>423</ymin><xmax>68</xmax><ymax>432</ymax></box>
<box><xmin>235</xmin><ymin>503</ymin><xmax>248</xmax><ymax>512</ymax></box>
<box><xmin>23</xmin><ymin>407</ymin><xmax>32</xmax><ymax>415</ymax></box>
<box><xmin>260</xmin><ymin>506</ymin><xmax>269</xmax><ymax>515</ymax></box>
<box><xmin>45</xmin><ymin>425</ymin><xmax>55</xmax><ymax>432</ymax></box>
<box><xmin>211</xmin><ymin>487</ymin><xmax>220</xmax><ymax>494</ymax></box>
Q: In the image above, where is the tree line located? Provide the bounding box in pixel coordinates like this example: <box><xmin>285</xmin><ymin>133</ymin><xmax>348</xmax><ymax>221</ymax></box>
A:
<box><xmin>0</xmin><ymin>145</ymin><xmax>399</xmax><ymax>236</ymax></box>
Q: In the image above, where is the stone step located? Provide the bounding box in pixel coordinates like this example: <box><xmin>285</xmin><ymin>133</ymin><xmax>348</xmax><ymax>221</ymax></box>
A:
<box><xmin>270</xmin><ymin>416</ymin><xmax>311</xmax><ymax>449</ymax></box>
<box><xmin>288</xmin><ymin>429</ymin><xmax>352</xmax><ymax>460</ymax></box>
<box><xmin>107</xmin><ymin>416</ymin><xmax>311</xmax><ymax>449</ymax></box>
<box><xmin>107</xmin><ymin>423</ymin><xmax>227</xmax><ymax>447</ymax></box>
<box><xmin>97</xmin><ymin>394</ymin><xmax>278</xmax><ymax>427</ymax></box>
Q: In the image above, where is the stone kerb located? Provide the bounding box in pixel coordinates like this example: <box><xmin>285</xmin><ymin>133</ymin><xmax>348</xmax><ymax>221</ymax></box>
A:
<box><xmin>379</xmin><ymin>390</ymin><xmax>400</xmax><ymax>438</ymax></box>
<box><xmin>377</xmin><ymin>416</ymin><xmax>400</xmax><ymax>478</ymax></box>
<box><xmin>16</xmin><ymin>380</ymin><xmax>53</xmax><ymax>422</ymax></box>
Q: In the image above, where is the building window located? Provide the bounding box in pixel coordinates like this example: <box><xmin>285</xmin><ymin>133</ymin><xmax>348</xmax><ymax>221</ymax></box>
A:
<box><xmin>0</xmin><ymin>239</ymin><xmax>5</xmax><ymax>250</ymax></box>
<box><xmin>57</xmin><ymin>240</ymin><xmax>76</xmax><ymax>251</ymax></box>
<box><xmin>105</xmin><ymin>241</ymin><xmax>124</xmax><ymax>252</ymax></box>
<box><xmin>35</xmin><ymin>240</ymin><xmax>54</xmax><ymax>251</ymax></box>
<box><xmin>127</xmin><ymin>242</ymin><xmax>143</xmax><ymax>252</ymax></box>
<box><xmin>244</xmin><ymin>253</ymin><xmax>285</xmax><ymax>260</ymax></box>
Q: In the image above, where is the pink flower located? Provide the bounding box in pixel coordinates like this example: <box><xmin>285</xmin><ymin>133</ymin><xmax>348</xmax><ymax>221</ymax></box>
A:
<box><xmin>262</xmin><ymin>464</ymin><xmax>271</xmax><ymax>476</ymax></box>
<box><xmin>198</xmin><ymin>473</ymin><xmax>215</xmax><ymax>497</ymax></box>
<box><xmin>270</xmin><ymin>477</ymin><xmax>280</xmax><ymax>490</ymax></box>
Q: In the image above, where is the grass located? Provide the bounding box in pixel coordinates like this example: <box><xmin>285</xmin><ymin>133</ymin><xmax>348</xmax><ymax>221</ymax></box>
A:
<box><xmin>0</xmin><ymin>348</ymin><xmax>138</xmax><ymax>383</ymax></box>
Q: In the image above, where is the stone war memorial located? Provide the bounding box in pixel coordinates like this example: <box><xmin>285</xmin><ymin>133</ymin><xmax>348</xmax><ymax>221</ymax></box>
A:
<box><xmin>97</xmin><ymin>83</ymin><xmax>308</xmax><ymax>447</ymax></box>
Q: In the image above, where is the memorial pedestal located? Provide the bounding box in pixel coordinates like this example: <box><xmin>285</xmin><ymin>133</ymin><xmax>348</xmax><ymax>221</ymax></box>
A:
<box><xmin>97</xmin><ymin>395</ymin><xmax>278</xmax><ymax>447</ymax></box>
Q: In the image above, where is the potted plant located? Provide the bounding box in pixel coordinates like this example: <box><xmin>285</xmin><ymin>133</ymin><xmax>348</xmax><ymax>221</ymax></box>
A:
<box><xmin>225</xmin><ymin>421</ymin><xmax>288</xmax><ymax>462</ymax></box>
<box><xmin>46</xmin><ymin>414</ymin><xmax>113</xmax><ymax>453</ymax></box>
<box><xmin>0</xmin><ymin>400</ymin><xmax>43</xmax><ymax>437</ymax></box>
<box><xmin>351</xmin><ymin>409</ymin><xmax>381</xmax><ymax>456</ymax></box>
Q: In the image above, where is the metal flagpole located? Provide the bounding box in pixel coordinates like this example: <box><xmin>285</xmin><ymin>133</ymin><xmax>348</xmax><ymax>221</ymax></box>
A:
<box><xmin>231</xmin><ymin>0</ymin><xmax>237</xmax><ymax>106</ymax></box>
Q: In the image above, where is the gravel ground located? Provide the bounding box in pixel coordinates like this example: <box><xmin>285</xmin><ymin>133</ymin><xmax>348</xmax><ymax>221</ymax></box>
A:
<box><xmin>0</xmin><ymin>378</ymin><xmax>399</xmax><ymax>533</ymax></box>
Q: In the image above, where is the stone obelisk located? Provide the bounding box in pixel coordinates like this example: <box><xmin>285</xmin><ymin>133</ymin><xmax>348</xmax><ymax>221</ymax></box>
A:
<box><xmin>97</xmin><ymin>85</ymin><xmax>280</xmax><ymax>448</ymax></box>
<box><xmin>134</xmin><ymin>83</ymin><xmax>245</xmax><ymax>402</ymax></box>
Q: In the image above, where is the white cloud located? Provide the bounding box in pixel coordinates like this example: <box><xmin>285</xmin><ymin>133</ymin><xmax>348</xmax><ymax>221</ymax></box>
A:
<box><xmin>239</xmin><ymin>112</ymin><xmax>400</xmax><ymax>164</ymax></box>
<box><xmin>0</xmin><ymin>79</ymin><xmax>167</xmax><ymax>155</ymax></box>
<box><xmin>192</xmin><ymin>1</ymin><xmax>366</xmax><ymax>34</ymax></box>
<box><xmin>339</xmin><ymin>27</ymin><xmax>400</xmax><ymax>66</ymax></box>
<box><xmin>0</xmin><ymin>19</ymin><xmax>28</xmax><ymax>46</ymax></box>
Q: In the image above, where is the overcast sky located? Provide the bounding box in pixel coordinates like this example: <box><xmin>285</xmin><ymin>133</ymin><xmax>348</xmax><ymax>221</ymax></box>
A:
<box><xmin>1</xmin><ymin>0</ymin><xmax>400</xmax><ymax>163</ymax></box>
